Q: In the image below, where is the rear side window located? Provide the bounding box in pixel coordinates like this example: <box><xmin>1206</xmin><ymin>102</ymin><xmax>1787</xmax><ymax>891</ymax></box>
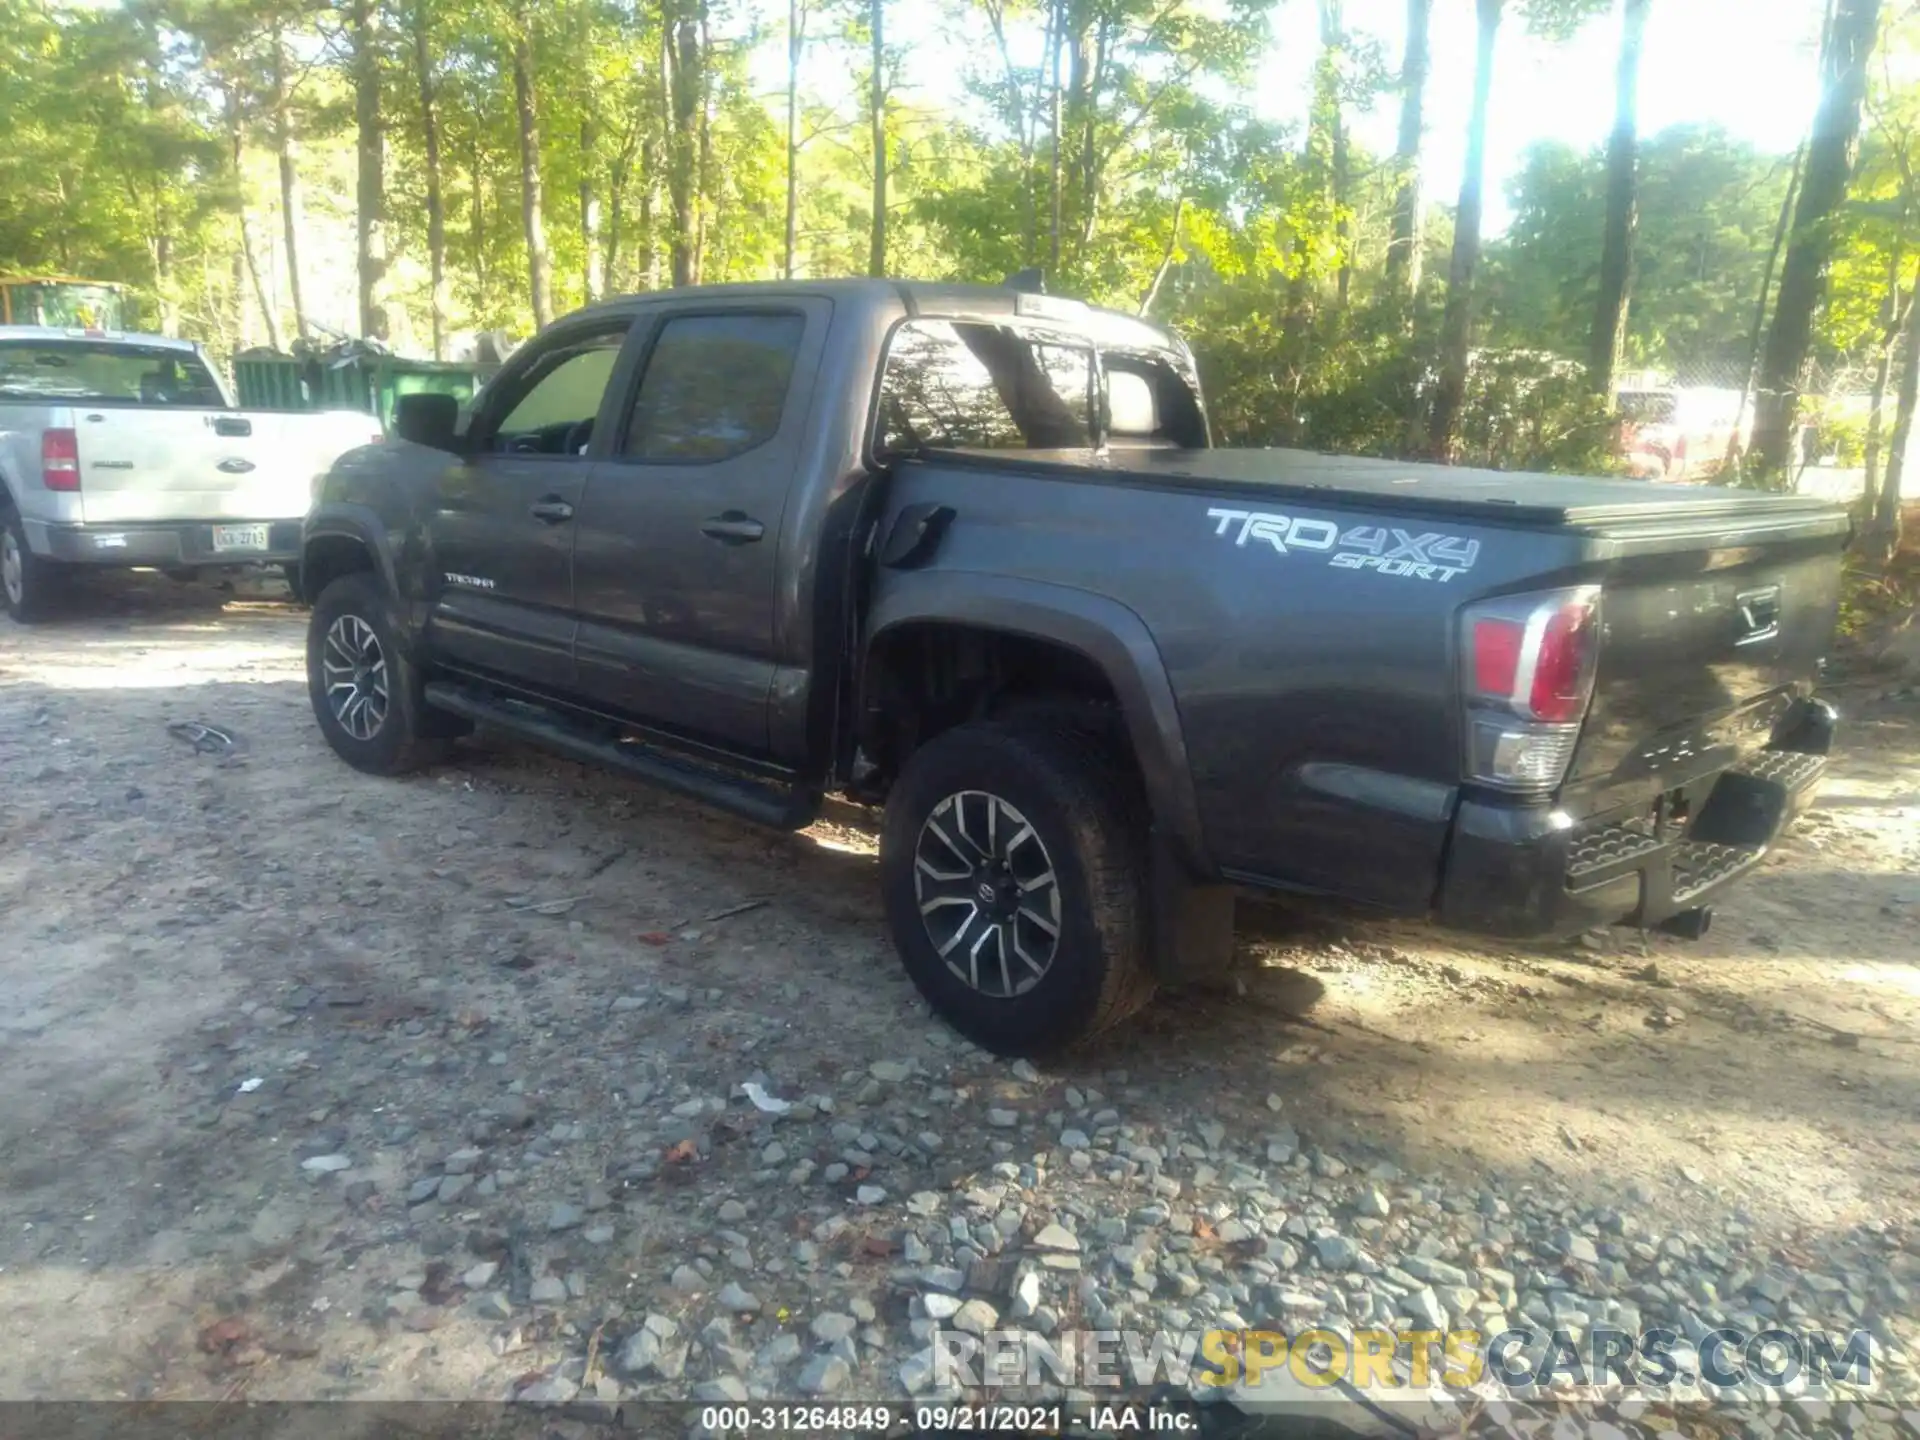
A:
<box><xmin>0</xmin><ymin>342</ymin><xmax>224</xmax><ymax>406</ymax></box>
<box><xmin>1104</xmin><ymin>352</ymin><xmax>1208</xmax><ymax>448</ymax></box>
<box><xmin>876</xmin><ymin>320</ymin><xmax>1093</xmax><ymax>455</ymax></box>
<box><xmin>623</xmin><ymin>313</ymin><xmax>804</xmax><ymax>463</ymax></box>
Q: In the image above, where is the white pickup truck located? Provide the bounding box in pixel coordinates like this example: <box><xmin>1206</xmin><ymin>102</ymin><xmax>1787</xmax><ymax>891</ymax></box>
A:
<box><xmin>0</xmin><ymin>325</ymin><xmax>384</xmax><ymax>622</ymax></box>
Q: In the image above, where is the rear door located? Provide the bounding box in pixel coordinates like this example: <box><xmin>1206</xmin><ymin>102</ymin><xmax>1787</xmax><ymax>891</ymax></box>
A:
<box><xmin>423</xmin><ymin>314</ymin><xmax>636</xmax><ymax>694</ymax></box>
<box><xmin>568</xmin><ymin>301</ymin><xmax>825</xmax><ymax>757</ymax></box>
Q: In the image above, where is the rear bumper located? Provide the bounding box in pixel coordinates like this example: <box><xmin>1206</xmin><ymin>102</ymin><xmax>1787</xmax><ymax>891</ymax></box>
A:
<box><xmin>1436</xmin><ymin>698</ymin><xmax>1836</xmax><ymax>940</ymax></box>
<box><xmin>28</xmin><ymin>519</ymin><xmax>302</xmax><ymax>567</ymax></box>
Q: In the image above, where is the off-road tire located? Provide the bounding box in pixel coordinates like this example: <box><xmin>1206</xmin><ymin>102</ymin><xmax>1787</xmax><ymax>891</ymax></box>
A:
<box><xmin>307</xmin><ymin>571</ymin><xmax>453</xmax><ymax>775</ymax></box>
<box><xmin>879</xmin><ymin>719</ymin><xmax>1156</xmax><ymax>1056</ymax></box>
<box><xmin>1</xmin><ymin>502</ymin><xmax>63</xmax><ymax>624</ymax></box>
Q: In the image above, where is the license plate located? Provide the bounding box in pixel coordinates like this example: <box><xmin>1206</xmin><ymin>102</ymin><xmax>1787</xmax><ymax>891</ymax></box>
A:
<box><xmin>212</xmin><ymin>524</ymin><xmax>271</xmax><ymax>553</ymax></box>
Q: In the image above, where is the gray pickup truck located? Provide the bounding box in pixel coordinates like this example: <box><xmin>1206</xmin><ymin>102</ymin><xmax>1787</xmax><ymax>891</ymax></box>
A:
<box><xmin>298</xmin><ymin>279</ymin><xmax>1846</xmax><ymax>1055</ymax></box>
<box><xmin>0</xmin><ymin>325</ymin><xmax>382</xmax><ymax>620</ymax></box>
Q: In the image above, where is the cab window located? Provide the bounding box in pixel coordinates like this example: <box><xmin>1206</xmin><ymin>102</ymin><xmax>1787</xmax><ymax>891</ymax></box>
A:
<box><xmin>489</xmin><ymin>327</ymin><xmax>629</xmax><ymax>456</ymax></box>
<box><xmin>875</xmin><ymin>320</ymin><xmax>1093</xmax><ymax>456</ymax></box>
<box><xmin>0</xmin><ymin>342</ymin><xmax>224</xmax><ymax>406</ymax></box>
<box><xmin>622</xmin><ymin>313</ymin><xmax>805</xmax><ymax>463</ymax></box>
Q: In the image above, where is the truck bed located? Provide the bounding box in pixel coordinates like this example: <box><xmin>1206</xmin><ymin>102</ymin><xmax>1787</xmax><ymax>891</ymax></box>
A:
<box><xmin>926</xmin><ymin>446</ymin><xmax>1850</xmax><ymax>535</ymax></box>
<box><xmin>884</xmin><ymin>442</ymin><xmax>1848</xmax><ymax>931</ymax></box>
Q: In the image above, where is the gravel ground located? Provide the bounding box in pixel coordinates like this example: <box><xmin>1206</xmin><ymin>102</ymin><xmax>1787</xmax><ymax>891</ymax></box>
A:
<box><xmin>2</xmin><ymin>574</ymin><xmax>1918</xmax><ymax>1438</ymax></box>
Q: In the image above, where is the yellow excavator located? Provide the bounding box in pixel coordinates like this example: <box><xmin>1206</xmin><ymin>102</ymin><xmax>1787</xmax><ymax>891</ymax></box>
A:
<box><xmin>0</xmin><ymin>275</ymin><xmax>130</xmax><ymax>330</ymax></box>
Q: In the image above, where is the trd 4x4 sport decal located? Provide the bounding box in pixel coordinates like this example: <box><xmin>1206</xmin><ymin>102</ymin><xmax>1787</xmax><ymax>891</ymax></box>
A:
<box><xmin>1206</xmin><ymin>507</ymin><xmax>1481</xmax><ymax>584</ymax></box>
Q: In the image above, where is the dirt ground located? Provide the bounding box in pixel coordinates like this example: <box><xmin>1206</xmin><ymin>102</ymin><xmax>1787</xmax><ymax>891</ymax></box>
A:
<box><xmin>1</xmin><ymin>573</ymin><xmax>1916</xmax><ymax>1409</ymax></box>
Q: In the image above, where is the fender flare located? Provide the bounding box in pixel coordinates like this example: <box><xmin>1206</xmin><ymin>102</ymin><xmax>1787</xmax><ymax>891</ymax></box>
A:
<box><xmin>301</xmin><ymin>503</ymin><xmax>404</xmax><ymax>605</ymax></box>
<box><xmin>863</xmin><ymin>571</ymin><xmax>1212</xmax><ymax>877</ymax></box>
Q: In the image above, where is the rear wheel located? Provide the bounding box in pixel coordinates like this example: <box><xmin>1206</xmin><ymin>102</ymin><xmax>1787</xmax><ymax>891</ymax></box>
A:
<box><xmin>307</xmin><ymin>571</ymin><xmax>458</xmax><ymax>774</ymax></box>
<box><xmin>1</xmin><ymin>504</ymin><xmax>63</xmax><ymax>624</ymax></box>
<box><xmin>879</xmin><ymin>719</ymin><xmax>1156</xmax><ymax>1056</ymax></box>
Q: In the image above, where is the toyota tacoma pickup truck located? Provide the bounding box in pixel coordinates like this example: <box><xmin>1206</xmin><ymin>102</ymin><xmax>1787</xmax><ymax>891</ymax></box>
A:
<box><xmin>0</xmin><ymin>325</ymin><xmax>383</xmax><ymax>621</ymax></box>
<box><xmin>297</xmin><ymin>279</ymin><xmax>1846</xmax><ymax>1055</ymax></box>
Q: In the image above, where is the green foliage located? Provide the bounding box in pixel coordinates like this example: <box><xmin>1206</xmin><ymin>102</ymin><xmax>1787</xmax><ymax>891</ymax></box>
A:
<box><xmin>1454</xmin><ymin>347</ymin><xmax>1619</xmax><ymax>473</ymax></box>
<box><xmin>0</xmin><ymin>0</ymin><xmax>230</xmax><ymax>332</ymax></box>
<box><xmin>1182</xmin><ymin>276</ymin><xmax>1617</xmax><ymax>471</ymax></box>
<box><xmin>0</xmin><ymin>0</ymin><xmax>1910</xmax><ymax>497</ymax></box>
<box><xmin>1838</xmin><ymin>540</ymin><xmax>1920</xmax><ymax>641</ymax></box>
<box><xmin>1800</xmin><ymin>393</ymin><xmax>1871</xmax><ymax>466</ymax></box>
<box><xmin>1482</xmin><ymin>127</ymin><xmax>1796</xmax><ymax>380</ymax></box>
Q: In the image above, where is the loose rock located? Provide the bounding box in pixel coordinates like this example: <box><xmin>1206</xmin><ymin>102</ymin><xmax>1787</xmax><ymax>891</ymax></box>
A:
<box><xmin>797</xmin><ymin>1353</ymin><xmax>849</xmax><ymax>1395</ymax></box>
<box><xmin>1032</xmin><ymin>1223</ymin><xmax>1080</xmax><ymax>1253</ymax></box>
<box><xmin>952</xmin><ymin>1299</ymin><xmax>999</xmax><ymax>1336</ymax></box>
<box><xmin>717</xmin><ymin>1282</ymin><xmax>761</xmax><ymax>1313</ymax></box>
<box><xmin>811</xmin><ymin>1313</ymin><xmax>858</xmax><ymax>1344</ymax></box>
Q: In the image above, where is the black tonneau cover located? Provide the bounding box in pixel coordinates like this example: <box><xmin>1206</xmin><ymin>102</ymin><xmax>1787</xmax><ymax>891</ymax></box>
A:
<box><xmin>920</xmin><ymin>445</ymin><xmax>1851</xmax><ymax>535</ymax></box>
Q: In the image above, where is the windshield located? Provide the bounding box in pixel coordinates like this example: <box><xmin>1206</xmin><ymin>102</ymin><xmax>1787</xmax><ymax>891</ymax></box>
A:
<box><xmin>5</xmin><ymin>282</ymin><xmax>127</xmax><ymax>330</ymax></box>
<box><xmin>0</xmin><ymin>341</ymin><xmax>225</xmax><ymax>406</ymax></box>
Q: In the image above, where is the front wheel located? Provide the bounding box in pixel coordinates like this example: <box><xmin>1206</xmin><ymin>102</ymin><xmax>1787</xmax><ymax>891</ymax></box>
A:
<box><xmin>1</xmin><ymin>505</ymin><xmax>63</xmax><ymax>624</ymax></box>
<box><xmin>307</xmin><ymin>571</ymin><xmax>451</xmax><ymax>775</ymax></box>
<box><xmin>879</xmin><ymin>720</ymin><xmax>1156</xmax><ymax>1056</ymax></box>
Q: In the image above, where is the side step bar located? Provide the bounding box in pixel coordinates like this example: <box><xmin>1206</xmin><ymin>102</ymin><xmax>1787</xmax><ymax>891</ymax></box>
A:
<box><xmin>423</xmin><ymin>681</ymin><xmax>820</xmax><ymax>831</ymax></box>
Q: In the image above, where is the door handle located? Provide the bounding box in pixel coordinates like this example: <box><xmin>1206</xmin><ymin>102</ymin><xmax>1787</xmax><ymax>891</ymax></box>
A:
<box><xmin>701</xmin><ymin>513</ymin><xmax>765</xmax><ymax>544</ymax></box>
<box><xmin>529</xmin><ymin>497</ymin><xmax>575</xmax><ymax>524</ymax></box>
<box><xmin>1734</xmin><ymin>585</ymin><xmax>1781</xmax><ymax>646</ymax></box>
<box><xmin>213</xmin><ymin>416</ymin><xmax>252</xmax><ymax>437</ymax></box>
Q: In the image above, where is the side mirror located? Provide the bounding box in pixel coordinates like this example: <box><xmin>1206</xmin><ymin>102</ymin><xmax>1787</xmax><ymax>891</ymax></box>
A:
<box><xmin>393</xmin><ymin>392</ymin><xmax>462</xmax><ymax>452</ymax></box>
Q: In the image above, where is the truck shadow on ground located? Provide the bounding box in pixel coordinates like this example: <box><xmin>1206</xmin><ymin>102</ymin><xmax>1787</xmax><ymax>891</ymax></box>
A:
<box><xmin>36</xmin><ymin>566</ymin><xmax>300</xmax><ymax>624</ymax></box>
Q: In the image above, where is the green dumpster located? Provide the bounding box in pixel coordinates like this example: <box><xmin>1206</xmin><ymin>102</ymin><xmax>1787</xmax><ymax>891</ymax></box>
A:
<box><xmin>233</xmin><ymin>352</ymin><xmax>495</xmax><ymax>432</ymax></box>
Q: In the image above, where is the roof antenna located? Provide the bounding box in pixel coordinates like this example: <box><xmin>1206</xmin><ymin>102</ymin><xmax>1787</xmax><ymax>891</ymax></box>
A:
<box><xmin>1002</xmin><ymin>268</ymin><xmax>1046</xmax><ymax>294</ymax></box>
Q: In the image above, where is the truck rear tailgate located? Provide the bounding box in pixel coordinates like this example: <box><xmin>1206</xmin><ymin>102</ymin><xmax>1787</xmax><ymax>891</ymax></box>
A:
<box><xmin>72</xmin><ymin>409</ymin><xmax>377</xmax><ymax>525</ymax></box>
<box><xmin>1438</xmin><ymin>492</ymin><xmax>1847</xmax><ymax>938</ymax></box>
<box><xmin>1557</xmin><ymin>497</ymin><xmax>1848</xmax><ymax>815</ymax></box>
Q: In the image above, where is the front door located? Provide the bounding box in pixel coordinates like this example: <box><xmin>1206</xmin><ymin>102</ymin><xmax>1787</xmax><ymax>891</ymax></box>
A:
<box><xmin>425</xmin><ymin>317</ymin><xmax>633</xmax><ymax>693</ymax></box>
<box><xmin>570</xmin><ymin>303</ymin><xmax>825</xmax><ymax>757</ymax></box>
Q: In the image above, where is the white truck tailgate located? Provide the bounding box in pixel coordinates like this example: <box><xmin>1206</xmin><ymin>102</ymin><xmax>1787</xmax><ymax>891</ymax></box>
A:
<box><xmin>74</xmin><ymin>409</ymin><xmax>380</xmax><ymax>527</ymax></box>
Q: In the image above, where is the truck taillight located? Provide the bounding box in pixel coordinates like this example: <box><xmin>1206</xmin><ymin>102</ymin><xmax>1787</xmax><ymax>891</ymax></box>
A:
<box><xmin>42</xmin><ymin>428</ymin><xmax>80</xmax><ymax>491</ymax></box>
<box><xmin>1459</xmin><ymin>587</ymin><xmax>1601</xmax><ymax>793</ymax></box>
